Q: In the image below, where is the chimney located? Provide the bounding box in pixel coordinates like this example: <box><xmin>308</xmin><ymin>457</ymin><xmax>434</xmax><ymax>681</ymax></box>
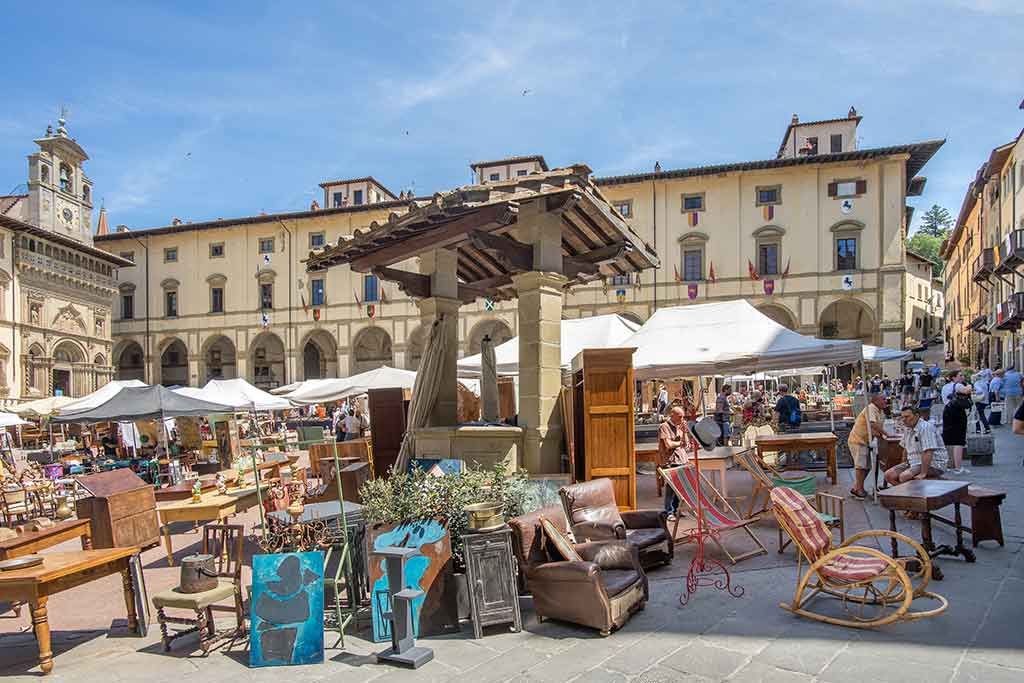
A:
<box><xmin>791</xmin><ymin>114</ymin><xmax>799</xmax><ymax>125</ymax></box>
<box><xmin>848</xmin><ymin>106</ymin><xmax>858</xmax><ymax>118</ymax></box>
<box><xmin>171</xmin><ymin>217</ymin><xmax>183</xmax><ymax>226</ymax></box>
<box><xmin>310</xmin><ymin>199</ymin><xmax>320</xmax><ymax>210</ymax></box>
<box><xmin>116</xmin><ymin>224</ymin><xmax>129</xmax><ymax>232</ymax></box>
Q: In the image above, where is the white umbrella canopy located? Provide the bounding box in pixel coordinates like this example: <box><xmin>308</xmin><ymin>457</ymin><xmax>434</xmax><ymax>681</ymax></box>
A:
<box><xmin>59</xmin><ymin>379</ymin><xmax>148</xmax><ymax>414</ymax></box>
<box><xmin>0</xmin><ymin>412</ymin><xmax>31</xmax><ymax>427</ymax></box>
<box><xmin>284</xmin><ymin>366</ymin><xmax>417</xmax><ymax>405</ymax></box>
<box><xmin>175</xmin><ymin>378</ymin><xmax>293</xmax><ymax>411</ymax></box>
<box><xmin>862</xmin><ymin>345</ymin><xmax>912</xmax><ymax>362</ymax></box>
<box><xmin>624</xmin><ymin>300</ymin><xmax>863</xmax><ymax>379</ymax></box>
<box><xmin>12</xmin><ymin>395</ymin><xmax>79</xmax><ymax>418</ymax></box>
<box><xmin>457</xmin><ymin>314</ymin><xmax>641</xmax><ymax>377</ymax></box>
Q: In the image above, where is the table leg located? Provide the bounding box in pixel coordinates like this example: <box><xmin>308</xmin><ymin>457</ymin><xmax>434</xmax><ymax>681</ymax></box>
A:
<box><xmin>162</xmin><ymin>524</ymin><xmax>174</xmax><ymax>567</ymax></box>
<box><xmin>954</xmin><ymin>503</ymin><xmax>976</xmax><ymax>563</ymax></box>
<box><xmin>716</xmin><ymin>463</ymin><xmax>728</xmax><ymax>502</ymax></box>
<box><xmin>921</xmin><ymin>514</ymin><xmax>935</xmax><ymax>551</ymax></box>
<box><xmin>122</xmin><ymin>567</ymin><xmax>138</xmax><ymax>633</ymax></box>
<box><xmin>31</xmin><ymin>596</ymin><xmax>52</xmax><ymax>675</ymax></box>
<box><xmin>828</xmin><ymin>446</ymin><xmax>838</xmax><ymax>485</ymax></box>
<box><xmin>888</xmin><ymin>510</ymin><xmax>898</xmax><ymax>557</ymax></box>
<box><xmin>81</xmin><ymin>530</ymin><xmax>92</xmax><ymax>550</ymax></box>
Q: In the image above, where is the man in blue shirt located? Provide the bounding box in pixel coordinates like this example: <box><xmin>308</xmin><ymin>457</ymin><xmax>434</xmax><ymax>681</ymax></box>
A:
<box><xmin>773</xmin><ymin>384</ymin><xmax>802</xmax><ymax>431</ymax></box>
<box><xmin>1003</xmin><ymin>367</ymin><xmax>1023</xmax><ymax>429</ymax></box>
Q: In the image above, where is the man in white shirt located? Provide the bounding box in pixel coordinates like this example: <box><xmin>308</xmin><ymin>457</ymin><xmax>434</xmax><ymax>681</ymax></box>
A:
<box><xmin>885</xmin><ymin>406</ymin><xmax>948</xmax><ymax>485</ymax></box>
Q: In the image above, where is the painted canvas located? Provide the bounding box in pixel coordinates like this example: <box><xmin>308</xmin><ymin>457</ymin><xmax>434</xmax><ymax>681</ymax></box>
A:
<box><xmin>250</xmin><ymin>552</ymin><xmax>324</xmax><ymax>667</ymax></box>
<box><xmin>368</xmin><ymin>519</ymin><xmax>455</xmax><ymax>642</ymax></box>
<box><xmin>522</xmin><ymin>474</ymin><xmax>573</xmax><ymax>513</ymax></box>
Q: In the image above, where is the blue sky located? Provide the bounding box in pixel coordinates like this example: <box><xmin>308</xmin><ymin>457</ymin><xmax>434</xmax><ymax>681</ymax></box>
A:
<box><xmin>1</xmin><ymin>1</ymin><xmax>1021</xmax><ymax>233</ymax></box>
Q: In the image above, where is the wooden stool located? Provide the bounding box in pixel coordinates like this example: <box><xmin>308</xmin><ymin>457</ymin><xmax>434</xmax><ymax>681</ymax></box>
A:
<box><xmin>962</xmin><ymin>486</ymin><xmax>1006</xmax><ymax>547</ymax></box>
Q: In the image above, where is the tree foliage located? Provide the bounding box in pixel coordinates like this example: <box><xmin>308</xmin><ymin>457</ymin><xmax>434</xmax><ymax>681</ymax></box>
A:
<box><xmin>918</xmin><ymin>204</ymin><xmax>953</xmax><ymax>237</ymax></box>
<box><xmin>908</xmin><ymin>231</ymin><xmax>944</xmax><ymax>278</ymax></box>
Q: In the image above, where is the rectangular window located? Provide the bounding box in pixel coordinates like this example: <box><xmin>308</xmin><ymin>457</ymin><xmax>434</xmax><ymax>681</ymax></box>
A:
<box><xmin>209</xmin><ymin>242</ymin><xmax>225</xmax><ymax>258</ymax></box>
<box><xmin>683</xmin><ymin>248</ymin><xmax>703</xmax><ymax>281</ymax></box>
<box><xmin>309</xmin><ymin>232</ymin><xmax>326</xmax><ymax>249</ymax></box>
<box><xmin>164</xmin><ymin>247</ymin><xmax>178</xmax><ymax>263</ymax></box>
<box><xmin>805</xmin><ymin>136</ymin><xmax>818</xmax><ymax>154</ymax></box>
<box><xmin>610</xmin><ymin>274</ymin><xmax>632</xmax><ymax>286</ymax></box>
<box><xmin>830</xmin><ymin>134</ymin><xmax>843</xmax><ymax>153</ymax></box>
<box><xmin>260</xmin><ymin>283</ymin><xmax>273</xmax><ymax>309</ymax></box>
<box><xmin>831</xmin><ymin>180</ymin><xmax>866</xmax><ymax>198</ymax></box>
<box><xmin>258</xmin><ymin>238</ymin><xmax>275</xmax><ymax>254</ymax></box>
<box><xmin>756</xmin><ymin>185</ymin><xmax>782</xmax><ymax>206</ymax></box>
<box><xmin>516</xmin><ymin>169</ymin><xmax>528</xmax><ymax>177</ymax></box>
<box><xmin>836</xmin><ymin>237</ymin><xmax>857</xmax><ymax>270</ymax></box>
<box><xmin>488</xmin><ymin>173</ymin><xmax>500</xmax><ymax>182</ymax></box>
<box><xmin>614</xmin><ymin>200</ymin><xmax>633</xmax><ymax>218</ymax></box>
<box><xmin>211</xmin><ymin>286</ymin><xmax>224</xmax><ymax>313</ymax></box>
<box><xmin>363</xmin><ymin>274</ymin><xmax>379</xmax><ymax>303</ymax></box>
<box><xmin>165</xmin><ymin>291</ymin><xmax>178</xmax><ymax>317</ymax></box>
<box><xmin>758</xmin><ymin>243</ymin><xmax>779</xmax><ymax>276</ymax></box>
<box><xmin>311</xmin><ymin>278</ymin><xmax>325</xmax><ymax>307</ymax></box>
<box><xmin>682</xmin><ymin>193</ymin><xmax>705</xmax><ymax>212</ymax></box>
<box><xmin>121</xmin><ymin>294</ymin><xmax>134</xmax><ymax>320</ymax></box>
<box><xmin>333</xmin><ymin>192</ymin><xmax>344</xmax><ymax>208</ymax></box>
<box><xmin>119</xmin><ymin>251</ymin><xmax>135</xmax><ymax>263</ymax></box>
<box><xmin>353</xmin><ymin>189</ymin><xmax>364</xmax><ymax>205</ymax></box>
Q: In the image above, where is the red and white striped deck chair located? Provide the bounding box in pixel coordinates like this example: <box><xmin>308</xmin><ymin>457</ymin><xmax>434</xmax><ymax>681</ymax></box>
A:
<box><xmin>659</xmin><ymin>465</ymin><xmax>768</xmax><ymax>564</ymax></box>
<box><xmin>770</xmin><ymin>486</ymin><xmax>948</xmax><ymax>628</ymax></box>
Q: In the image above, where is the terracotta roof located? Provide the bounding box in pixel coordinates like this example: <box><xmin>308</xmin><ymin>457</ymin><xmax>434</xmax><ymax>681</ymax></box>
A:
<box><xmin>306</xmin><ymin>165</ymin><xmax>658</xmax><ymax>302</ymax></box>
<box><xmin>317</xmin><ymin>176</ymin><xmax>397</xmax><ymax>198</ymax></box>
<box><xmin>906</xmin><ymin>249</ymin><xmax>938</xmax><ymax>266</ymax></box>
<box><xmin>595</xmin><ymin>140</ymin><xmax>945</xmax><ymax>193</ymax></box>
<box><xmin>0</xmin><ymin>213</ymin><xmax>135</xmax><ymax>267</ymax></box>
<box><xmin>470</xmin><ymin>155</ymin><xmax>549</xmax><ymax>172</ymax></box>
<box><xmin>777</xmin><ymin>115</ymin><xmax>862</xmax><ymax>158</ymax></box>
<box><xmin>0</xmin><ymin>194</ymin><xmax>26</xmax><ymax>216</ymax></box>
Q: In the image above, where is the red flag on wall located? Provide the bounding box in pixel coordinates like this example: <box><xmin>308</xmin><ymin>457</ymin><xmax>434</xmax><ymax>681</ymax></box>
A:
<box><xmin>708</xmin><ymin>262</ymin><xmax>716</xmax><ymax>283</ymax></box>
<box><xmin>674</xmin><ymin>265</ymin><xmax>682</xmax><ymax>283</ymax></box>
<box><xmin>781</xmin><ymin>258</ymin><xmax>791</xmax><ymax>279</ymax></box>
<box><xmin>748</xmin><ymin>260</ymin><xmax>760</xmax><ymax>281</ymax></box>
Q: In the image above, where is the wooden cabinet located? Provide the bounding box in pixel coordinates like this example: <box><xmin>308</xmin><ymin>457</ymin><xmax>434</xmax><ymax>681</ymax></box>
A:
<box><xmin>74</xmin><ymin>470</ymin><xmax>160</xmax><ymax>550</ymax></box>
<box><xmin>462</xmin><ymin>527</ymin><xmax>522</xmax><ymax>639</ymax></box>
<box><xmin>368</xmin><ymin>388</ymin><xmax>409</xmax><ymax>478</ymax></box>
<box><xmin>571</xmin><ymin>348</ymin><xmax>637</xmax><ymax>510</ymax></box>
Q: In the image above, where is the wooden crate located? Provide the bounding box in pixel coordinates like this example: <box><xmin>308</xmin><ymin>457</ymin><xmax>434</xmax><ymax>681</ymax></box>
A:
<box><xmin>74</xmin><ymin>469</ymin><xmax>159</xmax><ymax>550</ymax></box>
<box><xmin>571</xmin><ymin>347</ymin><xmax>637</xmax><ymax>510</ymax></box>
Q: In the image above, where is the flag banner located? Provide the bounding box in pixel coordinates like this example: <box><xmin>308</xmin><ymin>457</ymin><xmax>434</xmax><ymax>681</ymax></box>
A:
<box><xmin>688</xmin><ymin>283</ymin><xmax>698</xmax><ymax>300</ymax></box>
<box><xmin>674</xmin><ymin>265</ymin><xmax>682</xmax><ymax>283</ymax></box>
<box><xmin>689</xmin><ymin>212</ymin><xmax>699</xmax><ymax>227</ymax></box>
<box><xmin>313</xmin><ymin>308</ymin><xmax>321</xmax><ymax>321</ymax></box>
<box><xmin>762</xmin><ymin>205</ymin><xmax>774</xmax><ymax>221</ymax></box>
<box><xmin>747</xmin><ymin>260</ymin><xmax>760</xmax><ymax>280</ymax></box>
<box><xmin>366</xmin><ymin>304</ymin><xmax>376</xmax><ymax>319</ymax></box>
<box><xmin>708</xmin><ymin>261</ymin><xmax>716</xmax><ymax>283</ymax></box>
<box><xmin>353</xmin><ymin>289</ymin><xmax>362</xmax><ymax>306</ymax></box>
<box><xmin>763</xmin><ymin>279</ymin><xmax>775</xmax><ymax>295</ymax></box>
<box><xmin>615</xmin><ymin>288</ymin><xmax>626</xmax><ymax>303</ymax></box>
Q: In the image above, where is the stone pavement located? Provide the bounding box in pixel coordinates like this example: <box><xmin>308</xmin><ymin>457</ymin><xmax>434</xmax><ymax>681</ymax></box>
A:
<box><xmin>1</xmin><ymin>428</ymin><xmax>1023</xmax><ymax>682</ymax></box>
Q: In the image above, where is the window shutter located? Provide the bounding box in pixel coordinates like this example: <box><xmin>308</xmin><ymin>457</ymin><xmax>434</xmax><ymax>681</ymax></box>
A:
<box><xmin>855</xmin><ymin>180</ymin><xmax>867</xmax><ymax>195</ymax></box>
<box><xmin>827</xmin><ymin>182</ymin><xmax>838</xmax><ymax>197</ymax></box>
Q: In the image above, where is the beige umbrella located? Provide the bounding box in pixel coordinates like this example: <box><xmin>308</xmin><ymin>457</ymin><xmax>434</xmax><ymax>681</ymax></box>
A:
<box><xmin>395</xmin><ymin>317</ymin><xmax>448</xmax><ymax>473</ymax></box>
<box><xmin>480</xmin><ymin>335</ymin><xmax>499</xmax><ymax>422</ymax></box>
<box><xmin>12</xmin><ymin>396</ymin><xmax>78</xmax><ymax>419</ymax></box>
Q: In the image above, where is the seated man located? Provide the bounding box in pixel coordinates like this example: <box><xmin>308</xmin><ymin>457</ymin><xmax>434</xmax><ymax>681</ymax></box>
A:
<box><xmin>885</xmin><ymin>405</ymin><xmax>948</xmax><ymax>485</ymax></box>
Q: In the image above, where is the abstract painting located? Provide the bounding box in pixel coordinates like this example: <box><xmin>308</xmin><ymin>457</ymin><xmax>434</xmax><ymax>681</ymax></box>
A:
<box><xmin>250</xmin><ymin>552</ymin><xmax>324</xmax><ymax>667</ymax></box>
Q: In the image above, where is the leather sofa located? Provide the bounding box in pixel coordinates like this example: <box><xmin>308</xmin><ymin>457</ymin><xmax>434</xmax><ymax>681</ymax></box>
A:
<box><xmin>559</xmin><ymin>478</ymin><xmax>673</xmax><ymax>568</ymax></box>
<box><xmin>509</xmin><ymin>506</ymin><xmax>647</xmax><ymax>635</ymax></box>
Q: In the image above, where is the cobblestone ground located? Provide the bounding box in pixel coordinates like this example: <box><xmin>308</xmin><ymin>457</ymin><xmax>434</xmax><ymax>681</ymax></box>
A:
<box><xmin>1</xmin><ymin>427</ymin><xmax>1022</xmax><ymax>682</ymax></box>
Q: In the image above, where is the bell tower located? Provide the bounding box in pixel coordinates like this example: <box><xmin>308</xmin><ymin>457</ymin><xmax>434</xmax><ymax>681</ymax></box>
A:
<box><xmin>26</xmin><ymin>110</ymin><xmax>95</xmax><ymax>245</ymax></box>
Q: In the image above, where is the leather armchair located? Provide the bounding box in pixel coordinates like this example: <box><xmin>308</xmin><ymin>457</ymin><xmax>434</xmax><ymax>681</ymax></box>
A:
<box><xmin>559</xmin><ymin>478</ymin><xmax>674</xmax><ymax>568</ymax></box>
<box><xmin>509</xmin><ymin>506</ymin><xmax>647</xmax><ymax>636</ymax></box>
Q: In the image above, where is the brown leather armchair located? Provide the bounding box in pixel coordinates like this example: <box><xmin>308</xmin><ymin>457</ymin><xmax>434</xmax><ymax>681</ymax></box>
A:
<box><xmin>559</xmin><ymin>478</ymin><xmax>673</xmax><ymax>568</ymax></box>
<box><xmin>509</xmin><ymin>506</ymin><xmax>647</xmax><ymax>636</ymax></box>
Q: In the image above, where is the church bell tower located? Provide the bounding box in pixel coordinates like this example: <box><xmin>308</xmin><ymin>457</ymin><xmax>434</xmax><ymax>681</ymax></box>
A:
<box><xmin>26</xmin><ymin>111</ymin><xmax>95</xmax><ymax>245</ymax></box>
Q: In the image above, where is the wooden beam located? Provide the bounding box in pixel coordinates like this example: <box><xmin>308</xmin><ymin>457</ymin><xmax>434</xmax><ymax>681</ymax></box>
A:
<box><xmin>469</xmin><ymin>230</ymin><xmax>533</xmax><ymax>272</ymax></box>
<box><xmin>371</xmin><ymin>266</ymin><xmax>432</xmax><ymax>299</ymax></box>
<box><xmin>574</xmin><ymin>242</ymin><xmax>631</xmax><ymax>265</ymax></box>
<box><xmin>350</xmin><ymin>202</ymin><xmax>518</xmax><ymax>272</ymax></box>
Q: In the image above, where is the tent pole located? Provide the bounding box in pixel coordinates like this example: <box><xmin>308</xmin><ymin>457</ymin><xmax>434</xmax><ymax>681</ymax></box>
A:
<box><xmin>248</xmin><ymin>402</ymin><xmax>267</xmax><ymax>536</ymax></box>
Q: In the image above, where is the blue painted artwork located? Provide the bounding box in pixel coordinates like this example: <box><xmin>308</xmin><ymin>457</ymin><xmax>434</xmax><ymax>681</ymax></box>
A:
<box><xmin>250</xmin><ymin>552</ymin><xmax>324</xmax><ymax>667</ymax></box>
<box><xmin>369</xmin><ymin>519</ymin><xmax>450</xmax><ymax>642</ymax></box>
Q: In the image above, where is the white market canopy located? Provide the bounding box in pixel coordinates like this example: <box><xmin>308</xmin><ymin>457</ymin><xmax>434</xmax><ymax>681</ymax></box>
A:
<box><xmin>862</xmin><ymin>345</ymin><xmax>913</xmax><ymax>362</ymax></box>
<box><xmin>0</xmin><ymin>412</ymin><xmax>31</xmax><ymax>427</ymax></box>
<box><xmin>12</xmin><ymin>396</ymin><xmax>79</xmax><ymax>419</ymax></box>
<box><xmin>60</xmin><ymin>379</ymin><xmax>148</xmax><ymax>414</ymax></box>
<box><xmin>52</xmin><ymin>385</ymin><xmax>234</xmax><ymax>424</ymax></box>
<box><xmin>457</xmin><ymin>314</ymin><xmax>641</xmax><ymax>377</ymax></box>
<box><xmin>175</xmin><ymin>378</ymin><xmax>293</xmax><ymax>412</ymax></box>
<box><xmin>284</xmin><ymin>366</ymin><xmax>418</xmax><ymax>405</ymax></box>
<box><xmin>623</xmin><ymin>300</ymin><xmax>863</xmax><ymax>380</ymax></box>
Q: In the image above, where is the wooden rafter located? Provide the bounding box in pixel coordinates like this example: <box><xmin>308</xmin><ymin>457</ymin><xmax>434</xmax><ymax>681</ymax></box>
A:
<box><xmin>469</xmin><ymin>230</ymin><xmax>533</xmax><ymax>272</ymax></box>
<box><xmin>371</xmin><ymin>266</ymin><xmax>432</xmax><ymax>299</ymax></box>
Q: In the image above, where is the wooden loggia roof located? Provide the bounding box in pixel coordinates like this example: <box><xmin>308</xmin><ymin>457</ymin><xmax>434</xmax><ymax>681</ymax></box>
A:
<box><xmin>305</xmin><ymin>164</ymin><xmax>660</xmax><ymax>302</ymax></box>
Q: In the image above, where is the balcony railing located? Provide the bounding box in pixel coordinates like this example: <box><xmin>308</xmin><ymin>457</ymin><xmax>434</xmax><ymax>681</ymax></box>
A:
<box><xmin>972</xmin><ymin>247</ymin><xmax>995</xmax><ymax>284</ymax></box>
<box><xmin>995</xmin><ymin>230</ymin><xmax>1024</xmax><ymax>274</ymax></box>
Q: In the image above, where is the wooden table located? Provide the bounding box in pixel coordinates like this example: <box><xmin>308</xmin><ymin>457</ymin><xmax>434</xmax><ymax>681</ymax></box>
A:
<box><xmin>0</xmin><ymin>548</ymin><xmax>140</xmax><ymax>674</ymax></box>
<box><xmin>877</xmin><ymin>479</ymin><xmax>976</xmax><ymax>580</ymax></box>
<box><xmin>755</xmin><ymin>432</ymin><xmax>838</xmax><ymax>485</ymax></box>
<box><xmin>693</xmin><ymin>446</ymin><xmax>748</xmax><ymax>501</ymax></box>
<box><xmin>0</xmin><ymin>519</ymin><xmax>92</xmax><ymax>560</ymax></box>
<box><xmin>154</xmin><ymin>478</ymin><xmax>218</xmax><ymax>502</ymax></box>
<box><xmin>156</xmin><ymin>484</ymin><xmax>267</xmax><ymax>566</ymax></box>
<box><xmin>635</xmin><ymin>442</ymin><xmax>663</xmax><ymax>495</ymax></box>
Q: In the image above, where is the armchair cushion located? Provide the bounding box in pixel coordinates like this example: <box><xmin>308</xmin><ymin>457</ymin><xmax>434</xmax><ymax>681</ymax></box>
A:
<box><xmin>531</xmin><ymin>561</ymin><xmax>599</xmax><ymax>584</ymax></box>
<box><xmin>820</xmin><ymin>555</ymin><xmax>888</xmax><ymax>582</ymax></box>
<box><xmin>570</xmin><ymin>519</ymin><xmax>626</xmax><ymax>542</ymax></box>
<box><xmin>152</xmin><ymin>579</ymin><xmax>236</xmax><ymax>610</ymax></box>
<box><xmin>576</xmin><ymin>541</ymin><xmax>641</xmax><ymax>572</ymax></box>
<box><xmin>539</xmin><ymin>515</ymin><xmax>583</xmax><ymax>561</ymax></box>
<box><xmin>620</xmin><ymin>509</ymin><xmax>667</xmax><ymax>529</ymax></box>
<box><xmin>624</xmin><ymin>528</ymin><xmax>670</xmax><ymax>551</ymax></box>
<box><xmin>601</xmin><ymin>569</ymin><xmax>643</xmax><ymax>598</ymax></box>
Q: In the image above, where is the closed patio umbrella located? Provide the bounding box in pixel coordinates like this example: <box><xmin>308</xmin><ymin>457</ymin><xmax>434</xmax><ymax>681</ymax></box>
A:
<box><xmin>480</xmin><ymin>335</ymin><xmax>499</xmax><ymax>422</ymax></box>
<box><xmin>395</xmin><ymin>317</ymin><xmax>447</xmax><ymax>473</ymax></box>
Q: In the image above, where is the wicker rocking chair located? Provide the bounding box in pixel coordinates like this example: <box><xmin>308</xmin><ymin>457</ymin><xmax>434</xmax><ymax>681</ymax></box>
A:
<box><xmin>771</xmin><ymin>486</ymin><xmax>947</xmax><ymax>628</ymax></box>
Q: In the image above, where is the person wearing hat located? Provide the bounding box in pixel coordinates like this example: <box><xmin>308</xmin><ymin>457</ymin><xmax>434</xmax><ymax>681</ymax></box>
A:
<box><xmin>942</xmin><ymin>383</ymin><xmax>972</xmax><ymax>474</ymax></box>
<box><xmin>847</xmin><ymin>390</ymin><xmax>890</xmax><ymax>499</ymax></box>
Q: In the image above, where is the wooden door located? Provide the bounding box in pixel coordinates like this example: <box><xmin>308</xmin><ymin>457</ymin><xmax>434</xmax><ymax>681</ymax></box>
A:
<box><xmin>574</xmin><ymin>348</ymin><xmax>637</xmax><ymax>510</ymax></box>
<box><xmin>368</xmin><ymin>388</ymin><xmax>407</xmax><ymax>478</ymax></box>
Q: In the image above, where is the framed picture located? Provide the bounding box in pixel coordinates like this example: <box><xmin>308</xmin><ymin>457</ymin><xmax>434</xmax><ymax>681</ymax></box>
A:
<box><xmin>522</xmin><ymin>474</ymin><xmax>572</xmax><ymax>513</ymax></box>
<box><xmin>250</xmin><ymin>552</ymin><xmax>324</xmax><ymax>667</ymax></box>
<box><xmin>129</xmin><ymin>553</ymin><xmax>149</xmax><ymax>637</ymax></box>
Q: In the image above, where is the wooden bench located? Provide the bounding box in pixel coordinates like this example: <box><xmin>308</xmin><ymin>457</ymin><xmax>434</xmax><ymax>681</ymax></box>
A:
<box><xmin>962</xmin><ymin>486</ymin><xmax>1006</xmax><ymax>547</ymax></box>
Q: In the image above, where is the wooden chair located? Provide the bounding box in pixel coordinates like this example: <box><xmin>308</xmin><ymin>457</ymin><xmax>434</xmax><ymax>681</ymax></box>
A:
<box><xmin>659</xmin><ymin>465</ymin><xmax>767</xmax><ymax>564</ymax></box>
<box><xmin>771</xmin><ymin>486</ymin><xmax>947</xmax><ymax>628</ymax></box>
<box><xmin>152</xmin><ymin>523</ymin><xmax>246</xmax><ymax>654</ymax></box>
<box><xmin>733</xmin><ymin>449</ymin><xmax>844</xmax><ymax>550</ymax></box>
<box><xmin>1</xmin><ymin>486</ymin><xmax>32</xmax><ymax>526</ymax></box>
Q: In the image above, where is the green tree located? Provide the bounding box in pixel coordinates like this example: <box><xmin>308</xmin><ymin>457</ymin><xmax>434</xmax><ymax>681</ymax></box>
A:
<box><xmin>918</xmin><ymin>204</ymin><xmax>953</xmax><ymax>237</ymax></box>
<box><xmin>908</xmin><ymin>231</ymin><xmax>944</xmax><ymax>277</ymax></box>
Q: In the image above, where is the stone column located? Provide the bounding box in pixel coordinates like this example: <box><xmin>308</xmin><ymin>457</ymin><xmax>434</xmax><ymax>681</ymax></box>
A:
<box><xmin>514</xmin><ymin>271</ymin><xmax>568</xmax><ymax>473</ymax></box>
<box><xmin>188</xmin><ymin>355</ymin><xmax>201</xmax><ymax>387</ymax></box>
<box><xmin>417</xmin><ymin>249</ymin><xmax>460</xmax><ymax>427</ymax></box>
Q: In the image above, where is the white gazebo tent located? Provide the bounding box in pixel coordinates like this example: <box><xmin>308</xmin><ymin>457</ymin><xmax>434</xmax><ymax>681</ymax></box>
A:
<box><xmin>283</xmin><ymin>366</ymin><xmax>418</xmax><ymax>405</ymax></box>
<box><xmin>58</xmin><ymin>379</ymin><xmax>148</xmax><ymax>414</ymax></box>
<box><xmin>862</xmin><ymin>345</ymin><xmax>913</xmax><ymax>363</ymax></box>
<box><xmin>457</xmin><ymin>314</ymin><xmax>641</xmax><ymax>377</ymax></box>
<box><xmin>175</xmin><ymin>378</ymin><xmax>293</xmax><ymax>412</ymax></box>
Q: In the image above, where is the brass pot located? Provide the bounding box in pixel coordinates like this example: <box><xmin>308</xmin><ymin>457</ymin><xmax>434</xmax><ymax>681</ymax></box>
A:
<box><xmin>464</xmin><ymin>501</ymin><xmax>504</xmax><ymax>532</ymax></box>
<box><xmin>54</xmin><ymin>496</ymin><xmax>74</xmax><ymax>521</ymax></box>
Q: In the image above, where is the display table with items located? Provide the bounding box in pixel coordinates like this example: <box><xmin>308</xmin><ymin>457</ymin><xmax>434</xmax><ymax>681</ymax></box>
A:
<box><xmin>755</xmin><ymin>432</ymin><xmax>838</xmax><ymax>485</ymax></box>
<box><xmin>0</xmin><ymin>518</ymin><xmax>92</xmax><ymax>560</ymax></box>
<box><xmin>156</xmin><ymin>484</ymin><xmax>268</xmax><ymax>566</ymax></box>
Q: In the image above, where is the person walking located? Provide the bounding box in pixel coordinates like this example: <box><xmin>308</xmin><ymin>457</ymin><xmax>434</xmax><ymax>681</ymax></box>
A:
<box><xmin>714</xmin><ymin>384</ymin><xmax>733</xmax><ymax>445</ymax></box>
<box><xmin>973</xmin><ymin>370</ymin><xmax>992</xmax><ymax>434</ymax></box>
<box><xmin>1003</xmin><ymin>366</ymin><xmax>1023</xmax><ymax>427</ymax></box>
<box><xmin>942</xmin><ymin>384</ymin><xmax>972</xmax><ymax>474</ymax></box>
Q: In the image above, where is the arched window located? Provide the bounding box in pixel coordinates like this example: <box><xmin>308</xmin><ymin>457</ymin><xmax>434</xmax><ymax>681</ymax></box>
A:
<box><xmin>59</xmin><ymin>163</ymin><xmax>72</xmax><ymax>193</ymax></box>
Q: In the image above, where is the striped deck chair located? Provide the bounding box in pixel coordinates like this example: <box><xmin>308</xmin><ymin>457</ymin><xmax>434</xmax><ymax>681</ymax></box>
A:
<box><xmin>770</xmin><ymin>486</ymin><xmax>947</xmax><ymax>628</ymax></box>
<box><xmin>659</xmin><ymin>465</ymin><xmax>768</xmax><ymax>564</ymax></box>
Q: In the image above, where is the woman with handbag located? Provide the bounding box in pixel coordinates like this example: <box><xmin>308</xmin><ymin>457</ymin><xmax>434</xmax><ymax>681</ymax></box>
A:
<box><xmin>943</xmin><ymin>383</ymin><xmax>972</xmax><ymax>475</ymax></box>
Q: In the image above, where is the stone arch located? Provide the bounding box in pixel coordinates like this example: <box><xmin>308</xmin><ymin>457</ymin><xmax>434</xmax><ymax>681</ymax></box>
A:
<box><xmin>93</xmin><ymin>353</ymin><xmax>106</xmax><ymax>366</ymax></box>
<box><xmin>300</xmin><ymin>329</ymin><xmax>338</xmax><ymax>380</ymax></box>
<box><xmin>250</xmin><ymin>331</ymin><xmax>286</xmax><ymax>389</ymax></box>
<box><xmin>51</xmin><ymin>339</ymin><xmax>86</xmax><ymax>397</ymax></box>
<box><xmin>202</xmin><ymin>334</ymin><xmax>237</xmax><ymax>382</ymax></box>
<box><xmin>52</xmin><ymin>339</ymin><xmax>86</xmax><ymax>363</ymax></box>
<box><xmin>756</xmin><ymin>303</ymin><xmax>797</xmax><ymax>330</ymax></box>
<box><xmin>351</xmin><ymin>326</ymin><xmax>393</xmax><ymax>374</ymax></box>
<box><xmin>618</xmin><ymin>311</ymin><xmax>645</xmax><ymax>326</ymax></box>
<box><xmin>466</xmin><ymin>318</ymin><xmax>514</xmax><ymax>357</ymax></box>
<box><xmin>159</xmin><ymin>337</ymin><xmax>189</xmax><ymax>386</ymax></box>
<box><xmin>405</xmin><ymin>324</ymin><xmax>427</xmax><ymax>371</ymax></box>
<box><xmin>819</xmin><ymin>298</ymin><xmax>876</xmax><ymax>345</ymax></box>
<box><xmin>114</xmin><ymin>340</ymin><xmax>146</xmax><ymax>382</ymax></box>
